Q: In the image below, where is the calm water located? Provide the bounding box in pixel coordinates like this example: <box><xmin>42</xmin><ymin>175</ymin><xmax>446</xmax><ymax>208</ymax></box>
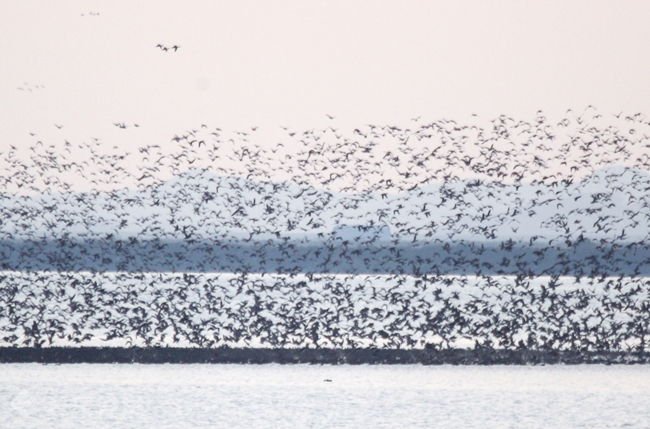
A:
<box><xmin>1</xmin><ymin>364</ymin><xmax>649</xmax><ymax>428</ymax></box>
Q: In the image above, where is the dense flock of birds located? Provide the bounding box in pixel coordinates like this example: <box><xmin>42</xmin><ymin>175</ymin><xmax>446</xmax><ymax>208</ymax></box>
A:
<box><xmin>3</xmin><ymin>108</ymin><xmax>650</xmax><ymax>195</ymax></box>
<box><xmin>1</xmin><ymin>109</ymin><xmax>649</xmax><ymax>349</ymax></box>
<box><xmin>1</xmin><ymin>272</ymin><xmax>649</xmax><ymax>351</ymax></box>
<box><xmin>0</xmin><ymin>166</ymin><xmax>649</xmax><ymax>276</ymax></box>
<box><xmin>2</xmin><ymin>166</ymin><xmax>649</xmax><ymax>244</ymax></box>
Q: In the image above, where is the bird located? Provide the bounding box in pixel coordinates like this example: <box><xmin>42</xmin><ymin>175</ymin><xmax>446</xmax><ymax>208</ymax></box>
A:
<box><xmin>156</xmin><ymin>44</ymin><xmax>180</xmax><ymax>52</ymax></box>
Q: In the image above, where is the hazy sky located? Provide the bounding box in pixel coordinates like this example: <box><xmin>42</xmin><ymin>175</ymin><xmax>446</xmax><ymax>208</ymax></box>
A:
<box><xmin>2</xmin><ymin>1</ymin><xmax>650</xmax><ymax>155</ymax></box>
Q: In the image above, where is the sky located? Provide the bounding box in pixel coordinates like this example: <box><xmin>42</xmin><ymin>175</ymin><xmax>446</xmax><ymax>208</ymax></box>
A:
<box><xmin>1</xmin><ymin>0</ymin><xmax>650</xmax><ymax>188</ymax></box>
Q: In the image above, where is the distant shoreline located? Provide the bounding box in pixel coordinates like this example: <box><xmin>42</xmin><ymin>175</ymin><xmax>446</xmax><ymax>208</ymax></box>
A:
<box><xmin>1</xmin><ymin>347</ymin><xmax>649</xmax><ymax>365</ymax></box>
<box><xmin>1</xmin><ymin>239</ymin><xmax>648</xmax><ymax>276</ymax></box>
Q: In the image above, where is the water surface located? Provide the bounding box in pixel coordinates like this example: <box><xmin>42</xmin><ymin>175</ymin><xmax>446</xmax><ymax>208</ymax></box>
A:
<box><xmin>1</xmin><ymin>364</ymin><xmax>648</xmax><ymax>428</ymax></box>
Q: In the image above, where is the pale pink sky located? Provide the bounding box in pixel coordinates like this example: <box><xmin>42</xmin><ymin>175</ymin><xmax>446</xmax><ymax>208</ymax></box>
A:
<box><xmin>1</xmin><ymin>0</ymin><xmax>650</xmax><ymax>188</ymax></box>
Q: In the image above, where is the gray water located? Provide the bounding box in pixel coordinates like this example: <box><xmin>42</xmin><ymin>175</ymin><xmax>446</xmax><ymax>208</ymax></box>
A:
<box><xmin>1</xmin><ymin>364</ymin><xmax>648</xmax><ymax>428</ymax></box>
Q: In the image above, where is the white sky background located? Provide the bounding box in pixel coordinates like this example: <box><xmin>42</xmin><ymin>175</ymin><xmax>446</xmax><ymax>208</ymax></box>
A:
<box><xmin>1</xmin><ymin>0</ymin><xmax>650</xmax><ymax>191</ymax></box>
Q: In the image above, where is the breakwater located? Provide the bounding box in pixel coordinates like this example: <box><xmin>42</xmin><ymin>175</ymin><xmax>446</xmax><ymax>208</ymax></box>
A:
<box><xmin>1</xmin><ymin>347</ymin><xmax>648</xmax><ymax>364</ymax></box>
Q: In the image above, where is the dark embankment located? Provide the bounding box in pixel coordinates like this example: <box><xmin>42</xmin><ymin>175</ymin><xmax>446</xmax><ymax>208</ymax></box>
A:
<box><xmin>1</xmin><ymin>347</ymin><xmax>649</xmax><ymax>365</ymax></box>
<box><xmin>0</xmin><ymin>238</ymin><xmax>648</xmax><ymax>276</ymax></box>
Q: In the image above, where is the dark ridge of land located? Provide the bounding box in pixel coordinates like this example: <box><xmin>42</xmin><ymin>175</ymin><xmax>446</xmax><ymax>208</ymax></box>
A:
<box><xmin>1</xmin><ymin>239</ymin><xmax>649</xmax><ymax>276</ymax></box>
<box><xmin>1</xmin><ymin>347</ymin><xmax>649</xmax><ymax>365</ymax></box>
